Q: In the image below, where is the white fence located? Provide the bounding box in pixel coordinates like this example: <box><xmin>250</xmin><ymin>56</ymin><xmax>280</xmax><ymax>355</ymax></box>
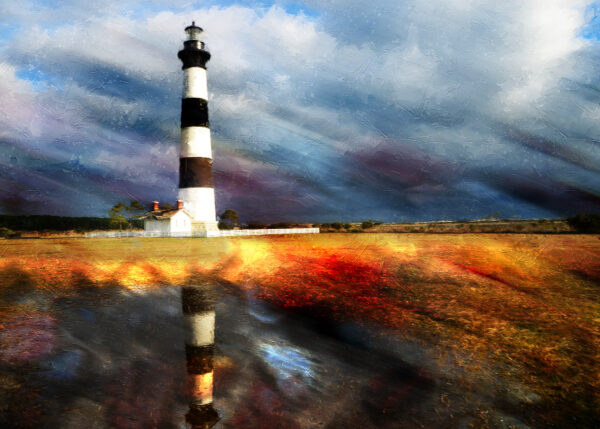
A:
<box><xmin>85</xmin><ymin>228</ymin><xmax>319</xmax><ymax>238</ymax></box>
<box><xmin>207</xmin><ymin>228</ymin><xmax>319</xmax><ymax>237</ymax></box>
<box><xmin>86</xmin><ymin>231</ymin><xmax>146</xmax><ymax>238</ymax></box>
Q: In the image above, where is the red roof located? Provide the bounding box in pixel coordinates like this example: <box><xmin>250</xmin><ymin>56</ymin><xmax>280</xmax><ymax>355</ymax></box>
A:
<box><xmin>141</xmin><ymin>208</ymin><xmax>193</xmax><ymax>220</ymax></box>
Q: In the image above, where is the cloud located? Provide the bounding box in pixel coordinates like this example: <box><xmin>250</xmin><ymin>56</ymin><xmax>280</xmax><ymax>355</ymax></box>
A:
<box><xmin>0</xmin><ymin>0</ymin><xmax>599</xmax><ymax>220</ymax></box>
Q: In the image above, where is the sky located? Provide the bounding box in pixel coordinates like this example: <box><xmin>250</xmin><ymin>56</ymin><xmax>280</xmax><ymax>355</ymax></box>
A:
<box><xmin>1</xmin><ymin>0</ymin><xmax>600</xmax><ymax>222</ymax></box>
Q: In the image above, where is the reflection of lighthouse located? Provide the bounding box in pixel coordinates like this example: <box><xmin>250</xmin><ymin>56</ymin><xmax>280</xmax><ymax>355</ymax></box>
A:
<box><xmin>181</xmin><ymin>282</ymin><xmax>219</xmax><ymax>428</ymax></box>
<box><xmin>178</xmin><ymin>23</ymin><xmax>218</xmax><ymax>234</ymax></box>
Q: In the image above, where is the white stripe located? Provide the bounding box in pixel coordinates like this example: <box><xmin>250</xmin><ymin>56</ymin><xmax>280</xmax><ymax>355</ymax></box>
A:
<box><xmin>181</xmin><ymin>127</ymin><xmax>212</xmax><ymax>159</ymax></box>
<box><xmin>183</xmin><ymin>67</ymin><xmax>208</xmax><ymax>100</ymax></box>
<box><xmin>184</xmin><ymin>312</ymin><xmax>215</xmax><ymax>346</ymax></box>
<box><xmin>178</xmin><ymin>187</ymin><xmax>216</xmax><ymax>222</ymax></box>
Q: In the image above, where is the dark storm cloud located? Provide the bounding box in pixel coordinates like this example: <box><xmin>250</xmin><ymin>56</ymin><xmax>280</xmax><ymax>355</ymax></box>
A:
<box><xmin>0</xmin><ymin>1</ymin><xmax>599</xmax><ymax>220</ymax></box>
<box><xmin>478</xmin><ymin>170</ymin><xmax>600</xmax><ymax>215</ymax></box>
<box><xmin>501</xmin><ymin>126</ymin><xmax>600</xmax><ymax>173</ymax></box>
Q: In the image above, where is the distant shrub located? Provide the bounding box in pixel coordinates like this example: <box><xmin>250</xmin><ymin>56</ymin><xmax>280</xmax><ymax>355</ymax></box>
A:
<box><xmin>331</xmin><ymin>222</ymin><xmax>342</xmax><ymax>230</ymax></box>
<box><xmin>567</xmin><ymin>213</ymin><xmax>600</xmax><ymax>233</ymax></box>
<box><xmin>270</xmin><ymin>222</ymin><xmax>291</xmax><ymax>229</ymax></box>
<box><xmin>361</xmin><ymin>221</ymin><xmax>374</xmax><ymax>229</ymax></box>
<box><xmin>343</xmin><ymin>223</ymin><xmax>351</xmax><ymax>229</ymax></box>
<box><xmin>0</xmin><ymin>227</ymin><xmax>14</xmax><ymax>238</ymax></box>
<box><xmin>321</xmin><ymin>223</ymin><xmax>331</xmax><ymax>228</ymax></box>
<box><xmin>247</xmin><ymin>221</ymin><xmax>266</xmax><ymax>229</ymax></box>
<box><xmin>218</xmin><ymin>221</ymin><xmax>234</xmax><ymax>230</ymax></box>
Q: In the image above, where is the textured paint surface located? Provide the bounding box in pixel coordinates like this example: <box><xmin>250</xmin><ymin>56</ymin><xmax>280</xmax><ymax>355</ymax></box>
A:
<box><xmin>0</xmin><ymin>235</ymin><xmax>598</xmax><ymax>427</ymax></box>
<box><xmin>1</xmin><ymin>2</ymin><xmax>599</xmax><ymax>219</ymax></box>
<box><xmin>1</xmin><ymin>1</ymin><xmax>600</xmax><ymax>428</ymax></box>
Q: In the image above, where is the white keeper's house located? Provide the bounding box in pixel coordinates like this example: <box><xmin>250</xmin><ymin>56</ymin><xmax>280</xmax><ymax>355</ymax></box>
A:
<box><xmin>142</xmin><ymin>200</ymin><xmax>194</xmax><ymax>235</ymax></box>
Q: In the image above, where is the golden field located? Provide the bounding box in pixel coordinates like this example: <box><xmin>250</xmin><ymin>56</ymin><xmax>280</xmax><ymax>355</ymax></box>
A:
<box><xmin>1</xmin><ymin>233</ymin><xmax>599</xmax><ymax>426</ymax></box>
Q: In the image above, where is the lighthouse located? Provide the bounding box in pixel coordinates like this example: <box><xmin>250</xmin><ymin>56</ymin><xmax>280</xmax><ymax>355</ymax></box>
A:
<box><xmin>138</xmin><ymin>23</ymin><xmax>320</xmax><ymax>238</ymax></box>
<box><xmin>178</xmin><ymin>23</ymin><xmax>218</xmax><ymax>234</ymax></box>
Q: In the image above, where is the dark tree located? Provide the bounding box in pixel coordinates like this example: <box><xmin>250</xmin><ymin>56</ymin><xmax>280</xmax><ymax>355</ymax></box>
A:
<box><xmin>218</xmin><ymin>209</ymin><xmax>240</xmax><ymax>230</ymax></box>
<box><xmin>129</xmin><ymin>200</ymin><xmax>146</xmax><ymax>217</ymax></box>
<box><xmin>109</xmin><ymin>201</ymin><xmax>147</xmax><ymax>230</ymax></box>
<box><xmin>567</xmin><ymin>213</ymin><xmax>600</xmax><ymax>233</ymax></box>
<box><xmin>108</xmin><ymin>202</ymin><xmax>129</xmax><ymax>230</ymax></box>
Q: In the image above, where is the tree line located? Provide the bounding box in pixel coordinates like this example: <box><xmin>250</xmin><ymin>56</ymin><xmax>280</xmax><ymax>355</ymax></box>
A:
<box><xmin>2</xmin><ymin>203</ymin><xmax>598</xmax><ymax>236</ymax></box>
<box><xmin>0</xmin><ymin>215</ymin><xmax>143</xmax><ymax>235</ymax></box>
<box><xmin>0</xmin><ymin>200</ymin><xmax>149</xmax><ymax>236</ymax></box>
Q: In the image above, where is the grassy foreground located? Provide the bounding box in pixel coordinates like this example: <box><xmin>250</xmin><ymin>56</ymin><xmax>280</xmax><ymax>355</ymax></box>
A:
<box><xmin>1</xmin><ymin>234</ymin><xmax>599</xmax><ymax>427</ymax></box>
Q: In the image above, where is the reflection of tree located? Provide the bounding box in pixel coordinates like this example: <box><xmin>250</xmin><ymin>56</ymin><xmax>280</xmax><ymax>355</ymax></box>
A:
<box><xmin>0</xmin><ymin>269</ymin><xmax>185</xmax><ymax>428</ymax></box>
<box><xmin>226</xmin><ymin>379</ymin><xmax>302</xmax><ymax>429</ymax></box>
<box><xmin>105</xmin><ymin>358</ymin><xmax>180</xmax><ymax>429</ymax></box>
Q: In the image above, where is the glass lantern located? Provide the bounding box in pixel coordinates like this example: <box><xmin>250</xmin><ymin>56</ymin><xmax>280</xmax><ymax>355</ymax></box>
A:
<box><xmin>185</xmin><ymin>22</ymin><xmax>203</xmax><ymax>41</ymax></box>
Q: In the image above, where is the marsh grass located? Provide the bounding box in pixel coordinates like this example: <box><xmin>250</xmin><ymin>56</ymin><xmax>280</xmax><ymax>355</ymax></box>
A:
<box><xmin>1</xmin><ymin>234</ymin><xmax>599</xmax><ymax>426</ymax></box>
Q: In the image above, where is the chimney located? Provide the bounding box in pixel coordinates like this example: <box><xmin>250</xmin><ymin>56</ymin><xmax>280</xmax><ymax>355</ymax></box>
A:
<box><xmin>177</xmin><ymin>200</ymin><xmax>184</xmax><ymax>210</ymax></box>
<box><xmin>152</xmin><ymin>201</ymin><xmax>159</xmax><ymax>211</ymax></box>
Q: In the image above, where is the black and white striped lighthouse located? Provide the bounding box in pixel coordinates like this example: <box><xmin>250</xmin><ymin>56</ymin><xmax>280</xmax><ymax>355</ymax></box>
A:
<box><xmin>181</xmin><ymin>282</ymin><xmax>219</xmax><ymax>428</ymax></box>
<box><xmin>178</xmin><ymin>23</ymin><xmax>218</xmax><ymax>233</ymax></box>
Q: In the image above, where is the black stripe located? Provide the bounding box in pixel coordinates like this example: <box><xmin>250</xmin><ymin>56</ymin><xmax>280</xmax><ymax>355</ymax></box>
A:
<box><xmin>178</xmin><ymin>47</ymin><xmax>211</xmax><ymax>70</ymax></box>
<box><xmin>179</xmin><ymin>157</ymin><xmax>213</xmax><ymax>188</ymax></box>
<box><xmin>185</xmin><ymin>344</ymin><xmax>214</xmax><ymax>373</ymax></box>
<box><xmin>182</xmin><ymin>286</ymin><xmax>215</xmax><ymax>313</ymax></box>
<box><xmin>181</xmin><ymin>98</ymin><xmax>209</xmax><ymax>128</ymax></box>
<box><xmin>186</xmin><ymin>403</ymin><xmax>219</xmax><ymax>427</ymax></box>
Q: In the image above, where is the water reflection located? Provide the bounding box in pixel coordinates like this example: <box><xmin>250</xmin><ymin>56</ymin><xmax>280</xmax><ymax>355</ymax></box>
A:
<box><xmin>181</xmin><ymin>283</ymin><xmax>219</xmax><ymax>428</ymax></box>
<box><xmin>1</xmin><ymin>272</ymin><xmax>488</xmax><ymax>428</ymax></box>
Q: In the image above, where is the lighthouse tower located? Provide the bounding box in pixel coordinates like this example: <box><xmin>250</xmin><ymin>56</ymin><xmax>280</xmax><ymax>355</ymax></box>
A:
<box><xmin>178</xmin><ymin>23</ymin><xmax>218</xmax><ymax>234</ymax></box>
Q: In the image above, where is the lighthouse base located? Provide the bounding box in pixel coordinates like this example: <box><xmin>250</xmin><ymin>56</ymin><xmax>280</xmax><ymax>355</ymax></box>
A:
<box><xmin>192</xmin><ymin>221</ymin><xmax>219</xmax><ymax>235</ymax></box>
